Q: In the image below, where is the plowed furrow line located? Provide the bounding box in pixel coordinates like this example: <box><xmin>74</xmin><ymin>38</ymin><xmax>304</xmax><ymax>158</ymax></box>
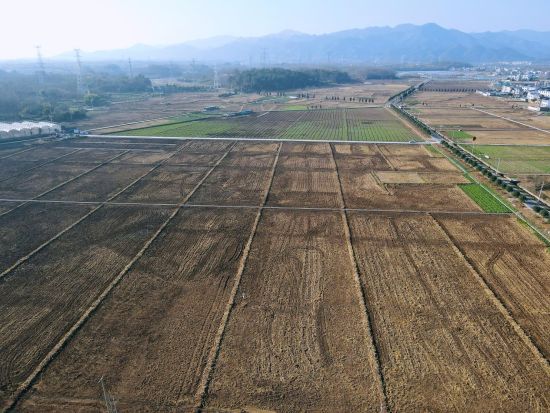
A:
<box><xmin>430</xmin><ymin>214</ymin><xmax>549</xmax><ymax>371</ymax></box>
<box><xmin>329</xmin><ymin>142</ymin><xmax>389</xmax><ymax>412</ymax></box>
<box><xmin>194</xmin><ymin>142</ymin><xmax>282</xmax><ymax>411</ymax></box>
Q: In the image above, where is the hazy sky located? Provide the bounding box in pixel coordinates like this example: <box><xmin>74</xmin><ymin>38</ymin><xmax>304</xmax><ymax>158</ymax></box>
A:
<box><xmin>2</xmin><ymin>0</ymin><xmax>549</xmax><ymax>59</ymax></box>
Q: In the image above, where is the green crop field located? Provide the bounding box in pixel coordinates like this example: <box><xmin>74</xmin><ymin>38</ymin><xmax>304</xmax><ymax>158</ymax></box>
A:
<box><xmin>460</xmin><ymin>145</ymin><xmax>550</xmax><ymax>175</ymax></box>
<box><xmin>446</xmin><ymin>130</ymin><xmax>475</xmax><ymax>141</ymax></box>
<box><xmin>459</xmin><ymin>183</ymin><xmax>511</xmax><ymax>213</ymax></box>
<box><xmin>114</xmin><ymin>108</ymin><xmax>419</xmax><ymax>142</ymax></box>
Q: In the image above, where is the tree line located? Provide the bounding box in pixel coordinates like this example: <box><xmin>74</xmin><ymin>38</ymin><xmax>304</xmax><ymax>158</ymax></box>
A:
<box><xmin>0</xmin><ymin>70</ymin><xmax>152</xmax><ymax>122</ymax></box>
<box><xmin>229</xmin><ymin>68</ymin><xmax>355</xmax><ymax>92</ymax></box>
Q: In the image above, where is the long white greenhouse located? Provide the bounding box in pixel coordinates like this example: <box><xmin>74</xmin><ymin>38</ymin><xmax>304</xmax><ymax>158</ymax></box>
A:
<box><xmin>0</xmin><ymin>122</ymin><xmax>61</xmax><ymax>140</ymax></box>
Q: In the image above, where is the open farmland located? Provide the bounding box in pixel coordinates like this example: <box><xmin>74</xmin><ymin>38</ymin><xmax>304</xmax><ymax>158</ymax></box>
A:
<box><xmin>114</xmin><ymin>108</ymin><xmax>420</xmax><ymax>142</ymax></box>
<box><xmin>0</xmin><ymin>136</ymin><xmax>549</xmax><ymax>412</ymax></box>
<box><xmin>404</xmin><ymin>87</ymin><xmax>550</xmax><ymax>201</ymax></box>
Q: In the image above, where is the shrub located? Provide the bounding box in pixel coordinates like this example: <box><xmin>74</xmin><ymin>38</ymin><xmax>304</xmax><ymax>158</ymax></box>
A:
<box><xmin>512</xmin><ymin>190</ymin><xmax>520</xmax><ymax>197</ymax></box>
<box><xmin>541</xmin><ymin>209</ymin><xmax>550</xmax><ymax>218</ymax></box>
<box><xmin>533</xmin><ymin>205</ymin><xmax>542</xmax><ymax>213</ymax></box>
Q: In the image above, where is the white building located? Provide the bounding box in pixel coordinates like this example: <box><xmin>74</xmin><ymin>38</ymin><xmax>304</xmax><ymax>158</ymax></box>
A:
<box><xmin>527</xmin><ymin>91</ymin><xmax>540</xmax><ymax>101</ymax></box>
<box><xmin>541</xmin><ymin>99</ymin><xmax>550</xmax><ymax>112</ymax></box>
<box><xmin>0</xmin><ymin>122</ymin><xmax>61</xmax><ymax>140</ymax></box>
<box><xmin>540</xmin><ymin>89</ymin><xmax>550</xmax><ymax>99</ymax></box>
<box><xmin>501</xmin><ymin>85</ymin><xmax>512</xmax><ymax>94</ymax></box>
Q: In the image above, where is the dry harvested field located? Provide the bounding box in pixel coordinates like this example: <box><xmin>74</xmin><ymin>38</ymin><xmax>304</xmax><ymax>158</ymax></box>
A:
<box><xmin>1</xmin><ymin>136</ymin><xmax>549</xmax><ymax>412</ymax></box>
<box><xmin>405</xmin><ymin>86</ymin><xmax>550</xmax><ymax>200</ymax></box>
<box><xmin>70</xmin><ymin>91</ymin><xmax>263</xmax><ymax>131</ymax></box>
<box><xmin>406</xmin><ymin>90</ymin><xmax>550</xmax><ymax>145</ymax></box>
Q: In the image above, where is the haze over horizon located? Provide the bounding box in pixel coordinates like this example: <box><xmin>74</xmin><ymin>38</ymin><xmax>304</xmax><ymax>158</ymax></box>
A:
<box><xmin>2</xmin><ymin>0</ymin><xmax>550</xmax><ymax>60</ymax></box>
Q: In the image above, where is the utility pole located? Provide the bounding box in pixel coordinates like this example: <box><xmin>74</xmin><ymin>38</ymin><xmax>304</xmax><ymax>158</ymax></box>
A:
<box><xmin>99</xmin><ymin>377</ymin><xmax>118</xmax><ymax>413</ymax></box>
<box><xmin>538</xmin><ymin>179</ymin><xmax>545</xmax><ymax>202</ymax></box>
<box><xmin>35</xmin><ymin>45</ymin><xmax>46</xmax><ymax>83</ymax></box>
<box><xmin>74</xmin><ymin>48</ymin><xmax>85</xmax><ymax>95</ymax></box>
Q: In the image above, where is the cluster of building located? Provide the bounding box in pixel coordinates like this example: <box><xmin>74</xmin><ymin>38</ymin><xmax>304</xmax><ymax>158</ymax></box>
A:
<box><xmin>477</xmin><ymin>80</ymin><xmax>550</xmax><ymax>112</ymax></box>
<box><xmin>0</xmin><ymin>122</ymin><xmax>62</xmax><ymax>140</ymax></box>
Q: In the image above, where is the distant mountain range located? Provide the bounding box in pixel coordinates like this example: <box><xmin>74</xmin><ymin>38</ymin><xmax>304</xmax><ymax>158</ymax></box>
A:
<box><xmin>55</xmin><ymin>24</ymin><xmax>550</xmax><ymax>64</ymax></box>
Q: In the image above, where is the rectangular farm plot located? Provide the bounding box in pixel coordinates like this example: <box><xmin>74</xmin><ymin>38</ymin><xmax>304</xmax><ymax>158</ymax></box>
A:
<box><xmin>375</xmin><ymin>171</ymin><xmax>470</xmax><ymax>184</ymax></box>
<box><xmin>204</xmin><ymin>209</ymin><xmax>384</xmax><ymax>412</ymax></box>
<box><xmin>55</xmin><ymin>140</ymin><xmax>179</xmax><ymax>151</ymax></box>
<box><xmin>55</xmin><ymin>148</ymin><xmax>126</xmax><ymax>163</ymax></box>
<box><xmin>0</xmin><ymin>160</ymin><xmax>42</xmax><ymax>181</ymax></box>
<box><xmin>377</xmin><ymin>144</ymin><xmax>434</xmax><ymax>157</ymax></box>
<box><xmin>333</xmin><ymin>143</ymin><xmax>381</xmax><ymax>156</ymax></box>
<box><xmin>231</xmin><ymin>141</ymin><xmax>279</xmax><ymax>153</ymax></box>
<box><xmin>0</xmin><ymin>202</ymin><xmax>95</xmax><ymax>273</ymax></box>
<box><xmin>40</xmin><ymin>163</ymin><xmax>152</xmax><ymax>202</ymax></box>
<box><xmin>0</xmin><ymin>205</ymin><xmax>172</xmax><ymax>407</ymax></box>
<box><xmin>387</xmin><ymin>155</ymin><xmax>459</xmax><ymax>172</ymax></box>
<box><xmin>7</xmin><ymin>147</ymin><xmax>77</xmax><ymax>162</ymax></box>
<box><xmin>113</xmin><ymin>165</ymin><xmax>209</xmax><ymax>204</ymax></box>
<box><xmin>188</xmin><ymin>166</ymin><xmax>274</xmax><ymax>206</ymax></box>
<box><xmin>347</xmin><ymin>212</ymin><xmax>550</xmax><ymax>412</ymax></box>
<box><xmin>181</xmin><ymin>139</ymin><xmax>233</xmax><ymax>153</ymax></box>
<box><xmin>109</xmin><ymin>150</ymin><xmax>174</xmax><ymax>164</ymax></box>
<box><xmin>333</xmin><ymin>153</ymin><xmax>393</xmax><ymax>171</ymax></box>
<box><xmin>277</xmin><ymin>153</ymin><xmax>334</xmax><ymax>169</ymax></box>
<box><xmin>280</xmin><ymin>142</ymin><xmax>332</xmax><ymax>155</ymax></box>
<box><xmin>268</xmin><ymin>167</ymin><xmax>341</xmax><ymax>208</ymax></box>
<box><xmin>435</xmin><ymin>214</ymin><xmax>550</xmax><ymax>359</ymax></box>
<box><xmin>17</xmin><ymin>207</ymin><xmax>257</xmax><ymax>412</ymax></box>
<box><xmin>0</xmin><ymin>202</ymin><xmax>20</xmax><ymax>214</ymax></box>
<box><xmin>0</xmin><ymin>163</ymin><xmax>93</xmax><ymax>199</ymax></box>
<box><xmin>339</xmin><ymin>171</ymin><xmax>480</xmax><ymax>211</ymax></box>
<box><xmin>221</xmin><ymin>152</ymin><xmax>278</xmax><ymax>169</ymax></box>
<box><xmin>166</xmin><ymin>151</ymin><xmax>225</xmax><ymax>166</ymax></box>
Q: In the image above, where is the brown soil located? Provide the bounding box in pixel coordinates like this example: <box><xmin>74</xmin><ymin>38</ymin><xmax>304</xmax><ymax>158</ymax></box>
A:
<box><xmin>17</xmin><ymin>207</ymin><xmax>257</xmax><ymax>412</ymax></box>
<box><xmin>40</xmin><ymin>164</ymin><xmax>152</xmax><ymax>202</ymax></box>
<box><xmin>348</xmin><ymin>212</ymin><xmax>550</xmax><ymax>412</ymax></box>
<box><xmin>0</xmin><ymin>205</ymin><xmax>172</xmax><ymax>408</ymax></box>
<box><xmin>0</xmin><ymin>163</ymin><xmax>93</xmax><ymax>199</ymax></box>
<box><xmin>435</xmin><ymin>214</ymin><xmax>550</xmax><ymax>360</ymax></box>
<box><xmin>204</xmin><ymin>209</ymin><xmax>385</xmax><ymax>413</ymax></box>
<box><xmin>0</xmin><ymin>203</ymin><xmax>95</xmax><ymax>273</ymax></box>
<box><xmin>113</xmin><ymin>165</ymin><xmax>210</xmax><ymax>204</ymax></box>
<box><xmin>339</xmin><ymin>171</ymin><xmax>479</xmax><ymax>211</ymax></box>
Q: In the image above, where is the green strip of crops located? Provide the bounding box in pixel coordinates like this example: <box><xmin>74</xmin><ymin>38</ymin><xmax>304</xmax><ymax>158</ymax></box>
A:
<box><xmin>446</xmin><ymin>130</ymin><xmax>474</xmax><ymax>141</ymax></box>
<box><xmin>459</xmin><ymin>183</ymin><xmax>511</xmax><ymax>213</ymax></box>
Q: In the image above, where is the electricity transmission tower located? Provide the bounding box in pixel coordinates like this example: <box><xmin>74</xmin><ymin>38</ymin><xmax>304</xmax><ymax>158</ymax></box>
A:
<box><xmin>213</xmin><ymin>64</ymin><xmax>219</xmax><ymax>89</ymax></box>
<box><xmin>127</xmin><ymin>57</ymin><xmax>134</xmax><ymax>78</ymax></box>
<box><xmin>74</xmin><ymin>48</ymin><xmax>86</xmax><ymax>95</ymax></box>
<box><xmin>35</xmin><ymin>45</ymin><xmax>46</xmax><ymax>83</ymax></box>
<box><xmin>99</xmin><ymin>376</ymin><xmax>118</xmax><ymax>413</ymax></box>
<box><xmin>261</xmin><ymin>48</ymin><xmax>267</xmax><ymax>67</ymax></box>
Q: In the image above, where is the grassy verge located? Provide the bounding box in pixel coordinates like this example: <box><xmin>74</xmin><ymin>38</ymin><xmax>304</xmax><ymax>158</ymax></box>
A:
<box><xmin>459</xmin><ymin>183</ymin><xmax>512</xmax><ymax>213</ymax></box>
